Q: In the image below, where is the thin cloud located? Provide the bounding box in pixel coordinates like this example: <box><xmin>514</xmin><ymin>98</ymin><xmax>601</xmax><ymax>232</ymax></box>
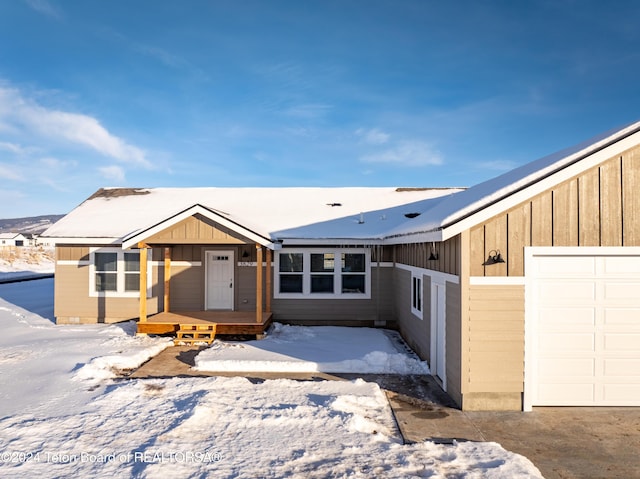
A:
<box><xmin>99</xmin><ymin>165</ymin><xmax>126</xmax><ymax>183</ymax></box>
<box><xmin>24</xmin><ymin>0</ymin><xmax>63</xmax><ymax>20</ymax></box>
<box><xmin>0</xmin><ymin>86</ymin><xmax>150</xmax><ymax>168</ymax></box>
<box><xmin>360</xmin><ymin>140</ymin><xmax>443</xmax><ymax>167</ymax></box>
<box><xmin>356</xmin><ymin>128</ymin><xmax>390</xmax><ymax>145</ymax></box>
<box><xmin>0</xmin><ymin>164</ymin><xmax>24</xmax><ymax>181</ymax></box>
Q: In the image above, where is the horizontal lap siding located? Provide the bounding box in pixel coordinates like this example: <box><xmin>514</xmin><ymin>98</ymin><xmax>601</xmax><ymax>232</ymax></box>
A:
<box><xmin>54</xmin><ymin>263</ymin><xmax>161</xmax><ymax>323</ymax></box>
<box><xmin>393</xmin><ymin>268</ymin><xmax>431</xmax><ymax>360</ymax></box>
<box><xmin>272</xmin><ymin>267</ymin><xmax>394</xmax><ymax>325</ymax></box>
<box><xmin>446</xmin><ymin>282</ymin><xmax>462</xmax><ymax>404</ymax></box>
<box><xmin>169</xmin><ymin>264</ymin><xmax>202</xmax><ymax>310</ymax></box>
<box><xmin>467</xmin><ymin>285</ymin><xmax>524</xmax><ymax>393</ymax></box>
<box><xmin>469</xmin><ymin>144</ymin><xmax>640</xmax><ymax>276</ymax></box>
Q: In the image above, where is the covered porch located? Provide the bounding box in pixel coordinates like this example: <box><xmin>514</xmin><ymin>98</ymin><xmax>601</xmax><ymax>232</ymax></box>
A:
<box><xmin>126</xmin><ymin>206</ymin><xmax>277</xmax><ymax>340</ymax></box>
<box><xmin>137</xmin><ymin>310</ymin><xmax>274</xmax><ymax>336</ymax></box>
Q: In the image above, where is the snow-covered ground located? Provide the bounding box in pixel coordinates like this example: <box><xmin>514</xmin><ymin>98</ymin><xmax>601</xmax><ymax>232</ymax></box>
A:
<box><xmin>0</xmin><ymin>274</ymin><xmax>544</xmax><ymax>478</ymax></box>
<box><xmin>0</xmin><ymin>246</ymin><xmax>55</xmax><ymax>282</ymax></box>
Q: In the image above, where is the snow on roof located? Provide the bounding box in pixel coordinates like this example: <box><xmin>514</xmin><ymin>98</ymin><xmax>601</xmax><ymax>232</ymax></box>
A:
<box><xmin>384</xmin><ymin>119</ymin><xmax>640</xmax><ymax>239</ymax></box>
<box><xmin>0</xmin><ymin>232</ymin><xmax>24</xmax><ymax>239</ymax></box>
<box><xmin>42</xmin><ymin>187</ymin><xmax>463</xmax><ymax>243</ymax></box>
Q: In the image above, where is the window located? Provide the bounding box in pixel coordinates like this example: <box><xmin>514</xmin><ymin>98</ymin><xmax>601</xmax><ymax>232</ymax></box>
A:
<box><xmin>90</xmin><ymin>248</ymin><xmax>150</xmax><ymax>297</ymax></box>
<box><xmin>411</xmin><ymin>273</ymin><xmax>423</xmax><ymax>318</ymax></box>
<box><xmin>275</xmin><ymin>249</ymin><xmax>370</xmax><ymax>298</ymax></box>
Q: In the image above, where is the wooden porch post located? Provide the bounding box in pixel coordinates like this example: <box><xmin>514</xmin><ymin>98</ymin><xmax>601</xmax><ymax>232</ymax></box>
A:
<box><xmin>256</xmin><ymin>244</ymin><xmax>263</xmax><ymax>323</ymax></box>
<box><xmin>138</xmin><ymin>243</ymin><xmax>148</xmax><ymax>323</ymax></box>
<box><xmin>164</xmin><ymin>246</ymin><xmax>171</xmax><ymax>312</ymax></box>
<box><xmin>265</xmin><ymin>248</ymin><xmax>272</xmax><ymax>314</ymax></box>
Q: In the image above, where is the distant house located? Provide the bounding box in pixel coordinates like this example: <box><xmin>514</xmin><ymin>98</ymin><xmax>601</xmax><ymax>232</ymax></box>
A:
<box><xmin>42</xmin><ymin>120</ymin><xmax>640</xmax><ymax>411</ymax></box>
<box><xmin>0</xmin><ymin>232</ymin><xmax>27</xmax><ymax>247</ymax></box>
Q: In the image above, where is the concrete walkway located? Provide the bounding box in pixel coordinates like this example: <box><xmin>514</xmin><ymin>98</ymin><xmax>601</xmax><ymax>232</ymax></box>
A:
<box><xmin>128</xmin><ymin>346</ymin><xmax>640</xmax><ymax>479</ymax></box>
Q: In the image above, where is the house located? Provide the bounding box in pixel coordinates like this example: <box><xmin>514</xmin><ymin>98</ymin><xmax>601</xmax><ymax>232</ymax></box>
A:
<box><xmin>42</xmin><ymin>120</ymin><xmax>640</xmax><ymax>411</ymax></box>
<box><xmin>0</xmin><ymin>232</ymin><xmax>27</xmax><ymax>247</ymax></box>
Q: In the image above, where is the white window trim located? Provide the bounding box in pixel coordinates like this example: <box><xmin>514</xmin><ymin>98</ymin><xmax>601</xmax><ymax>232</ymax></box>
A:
<box><xmin>411</xmin><ymin>271</ymin><xmax>423</xmax><ymax>319</ymax></box>
<box><xmin>274</xmin><ymin>248</ymin><xmax>371</xmax><ymax>299</ymax></box>
<box><xmin>89</xmin><ymin>247</ymin><xmax>152</xmax><ymax>298</ymax></box>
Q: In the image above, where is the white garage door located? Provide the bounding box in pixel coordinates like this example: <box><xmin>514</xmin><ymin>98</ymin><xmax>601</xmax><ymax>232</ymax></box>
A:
<box><xmin>527</xmin><ymin>249</ymin><xmax>640</xmax><ymax>406</ymax></box>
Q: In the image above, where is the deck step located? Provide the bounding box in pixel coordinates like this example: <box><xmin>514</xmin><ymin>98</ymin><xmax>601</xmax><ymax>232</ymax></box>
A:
<box><xmin>174</xmin><ymin>323</ymin><xmax>217</xmax><ymax>346</ymax></box>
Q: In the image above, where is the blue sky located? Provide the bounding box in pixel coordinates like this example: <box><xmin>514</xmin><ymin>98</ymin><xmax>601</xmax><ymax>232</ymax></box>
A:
<box><xmin>1</xmin><ymin>0</ymin><xmax>640</xmax><ymax>217</ymax></box>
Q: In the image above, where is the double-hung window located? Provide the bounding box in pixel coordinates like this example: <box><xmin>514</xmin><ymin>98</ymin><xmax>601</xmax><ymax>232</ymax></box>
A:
<box><xmin>275</xmin><ymin>248</ymin><xmax>370</xmax><ymax>298</ymax></box>
<box><xmin>90</xmin><ymin>248</ymin><xmax>149</xmax><ymax>297</ymax></box>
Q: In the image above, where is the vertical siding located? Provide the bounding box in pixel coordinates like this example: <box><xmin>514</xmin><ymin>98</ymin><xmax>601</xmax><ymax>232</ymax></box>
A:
<box><xmin>467</xmin><ymin>285</ymin><xmax>525</xmax><ymax>393</ymax></box>
<box><xmin>392</xmin><ymin>236</ymin><xmax>460</xmax><ymax>275</ymax></box>
<box><xmin>469</xmin><ymin>144</ymin><xmax>640</xmax><ymax>275</ymax></box>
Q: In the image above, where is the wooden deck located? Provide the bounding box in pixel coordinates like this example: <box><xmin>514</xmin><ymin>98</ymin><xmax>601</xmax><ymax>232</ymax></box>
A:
<box><xmin>136</xmin><ymin>311</ymin><xmax>273</xmax><ymax>336</ymax></box>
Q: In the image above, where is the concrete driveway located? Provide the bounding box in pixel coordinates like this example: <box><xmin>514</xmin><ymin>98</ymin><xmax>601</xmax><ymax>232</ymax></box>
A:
<box><xmin>380</xmin><ymin>375</ymin><xmax>640</xmax><ymax>479</ymax></box>
<box><xmin>129</xmin><ymin>349</ymin><xmax>639</xmax><ymax>479</ymax></box>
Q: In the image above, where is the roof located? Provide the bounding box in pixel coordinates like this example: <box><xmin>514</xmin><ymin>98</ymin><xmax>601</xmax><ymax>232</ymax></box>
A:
<box><xmin>0</xmin><ymin>232</ymin><xmax>25</xmax><ymax>239</ymax></box>
<box><xmin>383</xmin><ymin>119</ymin><xmax>640</xmax><ymax>241</ymax></box>
<box><xmin>42</xmin><ymin>119</ymin><xmax>640</xmax><ymax>246</ymax></box>
<box><xmin>42</xmin><ymin>187</ymin><xmax>463</xmax><ymax>245</ymax></box>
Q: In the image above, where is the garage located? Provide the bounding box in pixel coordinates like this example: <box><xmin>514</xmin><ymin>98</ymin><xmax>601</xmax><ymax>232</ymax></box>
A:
<box><xmin>525</xmin><ymin>247</ymin><xmax>640</xmax><ymax>408</ymax></box>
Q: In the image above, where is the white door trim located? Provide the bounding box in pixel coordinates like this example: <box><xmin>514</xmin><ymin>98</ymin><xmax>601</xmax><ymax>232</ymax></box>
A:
<box><xmin>205</xmin><ymin>250</ymin><xmax>235</xmax><ymax>310</ymax></box>
<box><xmin>524</xmin><ymin>246</ymin><xmax>640</xmax><ymax>411</ymax></box>
<box><xmin>430</xmin><ymin>276</ymin><xmax>447</xmax><ymax>390</ymax></box>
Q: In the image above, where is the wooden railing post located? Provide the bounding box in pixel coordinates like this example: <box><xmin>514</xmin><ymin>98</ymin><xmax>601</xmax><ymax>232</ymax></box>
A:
<box><xmin>256</xmin><ymin>244</ymin><xmax>263</xmax><ymax>323</ymax></box>
<box><xmin>138</xmin><ymin>243</ymin><xmax>148</xmax><ymax>323</ymax></box>
<box><xmin>164</xmin><ymin>246</ymin><xmax>171</xmax><ymax>313</ymax></box>
<box><xmin>265</xmin><ymin>248</ymin><xmax>272</xmax><ymax>314</ymax></box>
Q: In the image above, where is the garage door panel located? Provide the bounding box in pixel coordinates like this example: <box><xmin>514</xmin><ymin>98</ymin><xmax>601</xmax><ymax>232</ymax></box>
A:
<box><xmin>529</xmin><ymin>252</ymin><xmax>640</xmax><ymax>407</ymax></box>
<box><xmin>538</xmin><ymin>281</ymin><xmax>595</xmax><ymax>301</ymax></box>
<box><xmin>535</xmin><ymin>256</ymin><xmax>596</xmax><ymax>275</ymax></box>
<box><xmin>604</xmin><ymin>308</ymin><xmax>640</xmax><ymax>325</ymax></box>
<box><xmin>603</xmin><ymin>384</ymin><xmax>640</xmax><ymax>402</ymax></box>
<box><xmin>603</xmin><ymin>358</ymin><xmax>640</xmax><ymax>376</ymax></box>
<box><xmin>537</xmin><ymin>383</ymin><xmax>594</xmax><ymax>403</ymax></box>
<box><xmin>604</xmin><ymin>333</ymin><xmax>640</xmax><ymax>351</ymax></box>
<box><xmin>538</xmin><ymin>357</ymin><xmax>594</xmax><ymax>376</ymax></box>
<box><xmin>603</xmin><ymin>282</ymin><xmax>640</xmax><ymax>300</ymax></box>
<box><xmin>538</xmin><ymin>333</ymin><xmax>594</xmax><ymax>352</ymax></box>
<box><xmin>539</xmin><ymin>307</ymin><xmax>595</xmax><ymax>326</ymax></box>
<box><xmin>603</xmin><ymin>257</ymin><xmax>640</xmax><ymax>274</ymax></box>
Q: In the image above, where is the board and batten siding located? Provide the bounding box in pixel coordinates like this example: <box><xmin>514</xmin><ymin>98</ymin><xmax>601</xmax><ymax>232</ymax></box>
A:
<box><xmin>445</xmin><ymin>281</ymin><xmax>462</xmax><ymax>406</ymax></box>
<box><xmin>145</xmin><ymin>214</ymin><xmax>252</xmax><ymax>245</ymax></box>
<box><xmin>469</xmin><ymin>144</ymin><xmax>640</xmax><ymax>277</ymax></box>
<box><xmin>54</xmin><ymin>245</ymin><xmax>162</xmax><ymax>324</ymax></box>
<box><xmin>392</xmin><ymin>236</ymin><xmax>461</xmax><ymax>275</ymax></box>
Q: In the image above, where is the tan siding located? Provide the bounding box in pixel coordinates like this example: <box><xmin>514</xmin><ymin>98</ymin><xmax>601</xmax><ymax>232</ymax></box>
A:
<box><xmin>531</xmin><ymin>191</ymin><xmax>553</xmax><ymax>246</ymax></box>
<box><xmin>467</xmin><ymin>284</ymin><xmax>524</xmax><ymax>394</ymax></box>
<box><xmin>600</xmin><ymin>157</ymin><xmax>623</xmax><ymax>246</ymax></box>
<box><xmin>622</xmin><ymin>146</ymin><xmax>640</xmax><ymax>245</ymax></box>
<box><xmin>578</xmin><ymin>168</ymin><xmax>601</xmax><ymax>246</ymax></box>
<box><xmin>506</xmin><ymin>203</ymin><xmax>531</xmax><ymax>276</ymax></box>
<box><xmin>146</xmin><ymin>215</ymin><xmax>249</xmax><ymax>244</ymax></box>
<box><xmin>469</xmin><ymin>226</ymin><xmax>485</xmax><ymax>277</ymax></box>
<box><xmin>468</xmin><ymin>143</ymin><xmax>640</xmax><ymax>274</ymax></box>
<box><xmin>169</xmin><ymin>265</ymin><xmax>202</xmax><ymax>310</ymax></box>
<box><xmin>482</xmin><ymin>215</ymin><xmax>507</xmax><ymax>277</ymax></box>
<box><xmin>392</xmin><ymin>237</ymin><xmax>460</xmax><ymax>275</ymax></box>
<box><xmin>54</xmin><ymin>263</ymin><xmax>161</xmax><ymax>323</ymax></box>
<box><xmin>56</xmin><ymin>245</ymin><xmax>90</xmax><ymax>261</ymax></box>
<box><xmin>445</xmin><ymin>281</ymin><xmax>461</xmax><ymax>400</ymax></box>
<box><xmin>552</xmin><ymin>178</ymin><xmax>579</xmax><ymax>246</ymax></box>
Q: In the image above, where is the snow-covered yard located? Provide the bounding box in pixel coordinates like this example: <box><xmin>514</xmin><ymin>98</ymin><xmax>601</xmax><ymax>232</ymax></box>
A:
<box><xmin>0</xmin><ymin>276</ymin><xmax>543</xmax><ymax>478</ymax></box>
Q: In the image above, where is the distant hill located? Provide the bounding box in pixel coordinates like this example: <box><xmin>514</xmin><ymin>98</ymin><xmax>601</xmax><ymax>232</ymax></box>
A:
<box><xmin>0</xmin><ymin>215</ymin><xmax>65</xmax><ymax>235</ymax></box>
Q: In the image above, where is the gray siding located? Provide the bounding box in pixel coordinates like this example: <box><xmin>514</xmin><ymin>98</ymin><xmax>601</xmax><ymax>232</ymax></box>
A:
<box><xmin>445</xmin><ymin>281</ymin><xmax>462</xmax><ymax>406</ymax></box>
<box><xmin>272</xmin><ymin>267</ymin><xmax>395</xmax><ymax>326</ymax></box>
<box><xmin>393</xmin><ymin>268</ymin><xmax>432</xmax><ymax>361</ymax></box>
